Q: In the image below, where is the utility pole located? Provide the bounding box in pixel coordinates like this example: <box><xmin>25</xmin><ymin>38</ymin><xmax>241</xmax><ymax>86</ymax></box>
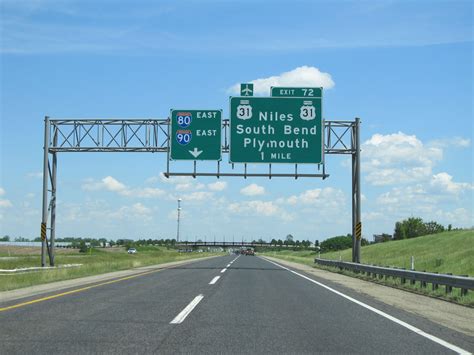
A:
<box><xmin>176</xmin><ymin>198</ymin><xmax>182</xmax><ymax>242</ymax></box>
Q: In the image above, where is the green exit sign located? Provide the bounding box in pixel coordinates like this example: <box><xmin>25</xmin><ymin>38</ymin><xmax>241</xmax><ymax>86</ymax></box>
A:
<box><xmin>170</xmin><ymin>109</ymin><xmax>222</xmax><ymax>161</ymax></box>
<box><xmin>271</xmin><ymin>87</ymin><xmax>322</xmax><ymax>98</ymax></box>
<box><xmin>230</xmin><ymin>97</ymin><xmax>322</xmax><ymax>164</ymax></box>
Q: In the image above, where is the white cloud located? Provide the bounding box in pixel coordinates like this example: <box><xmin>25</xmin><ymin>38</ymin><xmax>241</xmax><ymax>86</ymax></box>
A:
<box><xmin>207</xmin><ymin>181</ymin><xmax>227</xmax><ymax>191</ymax></box>
<box><xmin>430</xmin><ymin>137</ymin><xmax>471</xmax><ymax>148</ymax></box>
<box><xmin>280</xmin><ymin>187</ymin><xmax>345</xmax><ymax>209</ymax></box>
<box><xmin>188</xmin><ymin>191</ymin><xmax>214</xmax><ymax>201</ymax></box>
<box><xmin>362</xmin><ymin>132</ymin><xmax>442</xmax><ymax>186</ymax></box>
<box><xmin>109</xmin><ymin>203</ymin><xmax>153</xmax><ymax>221</ymax></box>
<box><xmin>0</xmin><ymin>188</ymin><xmax>12</xmax><ymax>209</ymax></box>
<box><xmin>227</xmin><ymin>66</ymin><xmax>335</xmax><ymax>96</ymax></box>
<box><xmin>176</xmin><ymin>182</ymin><xmax>205</xmax><ymax>191</ymax></box>
<box><xmin>26</xmin><ymin>172</ymin><xmax>43</xmax><ymax>179</ymax></box>
<box><xmin>82</xmin><ymin>176</ymin><xmax>164</xmax><ymax>198</ymax></box>
<box><xmin>240</xmin><ymin>183</ymin><xmax>265</xmax><ymax>196</ymax></box>
<box><xmin>430</xmin><ymin>173</ymin><xmax>473</xmax><ymax>194</ymax></box>
<box><xmin>228</xmin><ymin>200</ymin><xmax>294</xmax><ymax>221</ymax></box>
<box><xmin>0</xmin><ymin>199</ymin><xmax>13</xmax><ymax>208</ymax></box>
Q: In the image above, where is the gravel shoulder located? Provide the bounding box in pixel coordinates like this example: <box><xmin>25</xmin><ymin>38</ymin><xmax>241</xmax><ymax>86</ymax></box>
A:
<box><xmin>0</xmin><ymin>255</ymin><xmax>220</xmax><ymax>304</ymax></box>
<box><xmin>263</xmin><ymin>255</ymin><xmax>474</xmax><ymax>337</ymax></box>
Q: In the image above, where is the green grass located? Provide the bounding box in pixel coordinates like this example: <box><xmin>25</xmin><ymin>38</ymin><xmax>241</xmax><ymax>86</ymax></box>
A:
<box><xmin>261</xmin><ymin>230</ymin><xmax>474</xmax><ymax>306</ymax></box>
<box><xmin>0</xmin><ymin>246</ymin><xmax>223</xmax><ymax>291</ymax></box>
<box><xmin>322</xmin><ymin>229</ymin><xmax>474</xmax><ymax>276</ymax></box>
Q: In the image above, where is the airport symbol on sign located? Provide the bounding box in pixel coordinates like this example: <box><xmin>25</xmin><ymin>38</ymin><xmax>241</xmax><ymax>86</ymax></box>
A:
<box><xmin>170</xmin><ymin>109</ymin><xmax>222</xmax><ymax>161</ymax></box>
<box><xmin>240</xmin><ymin>83</ymin><xmax>254</xmax><ymax>96</ymax></box>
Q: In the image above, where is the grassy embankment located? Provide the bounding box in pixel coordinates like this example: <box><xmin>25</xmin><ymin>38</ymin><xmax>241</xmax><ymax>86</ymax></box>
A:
<box><xmin>262</xmin><ymin>230</ymin><xmax>474</xmax><ymax>305</ymax></box>
<box><xmin>0</xmin><ymin>246</ymin><xmax>222</xmax><ymax>292</ymax></box>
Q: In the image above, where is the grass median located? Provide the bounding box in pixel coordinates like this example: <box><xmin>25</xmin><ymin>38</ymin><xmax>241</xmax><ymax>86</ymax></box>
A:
<box><xmin>0</xmin><ymin>246</ymin><xmax>223</xmax><ymax>292</ymax></box>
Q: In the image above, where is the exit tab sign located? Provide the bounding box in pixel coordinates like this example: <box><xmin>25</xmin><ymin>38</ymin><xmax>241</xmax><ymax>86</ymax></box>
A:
<box><xmin>271</xmin><ymin>87</ymin><xmax>322</xmax><ymax>98</ymax></box>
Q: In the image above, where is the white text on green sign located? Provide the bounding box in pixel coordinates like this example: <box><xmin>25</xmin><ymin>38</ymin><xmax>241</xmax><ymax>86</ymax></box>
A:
<box><xmin>271</xmin><ymin>87</ymin><xmax>322</xmax><ymax>98</ymax></box>
<box><xmin>230</xmin><ymin>97</ymin><xmax>322</xmax><ymax>163</ymax></box>
<box><xmin>170</xmin><ymin>109</ymin><xmax>222</xmax><ymax>161</ymax></box>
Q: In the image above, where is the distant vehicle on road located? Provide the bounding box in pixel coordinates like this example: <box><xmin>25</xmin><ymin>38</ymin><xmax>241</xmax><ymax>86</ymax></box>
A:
<box><xmin>127</xmin><ymin>248</ymin><xmax>137</xmax><ymax>254</ymax></box>
<box><xmin>245</xmin><ymin>248</ymin><xmax>255</xmax><ymax>256</ymax></box>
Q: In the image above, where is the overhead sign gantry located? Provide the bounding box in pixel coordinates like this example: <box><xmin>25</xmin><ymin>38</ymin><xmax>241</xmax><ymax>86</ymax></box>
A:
<box><xmin>39</xmin><ymin>84</ymin><xmax>362</xmax><ymax>267</ymax></box>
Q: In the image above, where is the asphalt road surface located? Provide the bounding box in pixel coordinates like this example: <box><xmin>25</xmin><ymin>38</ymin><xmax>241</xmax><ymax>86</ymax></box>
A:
<box><xmin>1</xmin><ymin>255</ymin><xmax>472</xmax><ymax>354</ymax></box>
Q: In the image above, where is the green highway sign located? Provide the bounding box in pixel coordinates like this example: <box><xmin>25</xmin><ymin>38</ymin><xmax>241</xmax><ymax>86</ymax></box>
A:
<box><xmin>271</xmin><ymin>87</ymin><xmax>322</xmax><ymax>98</ymax></box>
<box><xmin>170</xmin><ymin>109</ymin><xmax>222</xmax><ymax>161</ymax></box>
<box><xmin>240</xmin><ymin>83</ymin><xmax>254</xmax><ymax>96</ymax></box>
<box><xmin>230</xmin><ymin>97</ymin><xmax>322</xmax><ymax>164</ymax></box>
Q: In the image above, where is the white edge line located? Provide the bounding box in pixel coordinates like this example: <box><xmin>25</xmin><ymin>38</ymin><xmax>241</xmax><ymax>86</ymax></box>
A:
<box><xmin>220</xmin><ymin>268</ymin><xmax>227</xmax><ymax>273</ymax></box>
<box><xmin>209</xmin><ymin>276</ymin><xmax>220</xmax><ymax>285</ymax></box>
<box><xmin>260</xmin><ymin>256</ymin><xmax>471</xmax><ymax>355</ymax></box>
<box><xmin>170</xmin><ymin>294</ymin><xmax>204</xmax><ymax>324</ymax></box>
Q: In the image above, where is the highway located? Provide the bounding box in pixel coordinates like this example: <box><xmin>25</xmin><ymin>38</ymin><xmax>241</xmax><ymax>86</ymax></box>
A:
<box><xmin>0</xmin><ymin>255</ymin><xmax>472</xmax><ymax>354</ymax></box>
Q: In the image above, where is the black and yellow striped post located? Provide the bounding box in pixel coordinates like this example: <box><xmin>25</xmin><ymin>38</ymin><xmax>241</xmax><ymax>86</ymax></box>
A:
<box><xmin>40</xmin><ymin>223</ymin><xmax>47</xmax><ymax>241</ymax></box>
<box><xmin>356</xmin><ymin>222</ymin><xmax>362</xmax><ymax>241</ymax></box>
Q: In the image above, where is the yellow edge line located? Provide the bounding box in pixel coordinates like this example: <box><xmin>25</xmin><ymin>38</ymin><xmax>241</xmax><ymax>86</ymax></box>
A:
<box><xmin>0</xmin><ymin>268</ymin><xmax>161</xmax><ymax>312</ymax></box>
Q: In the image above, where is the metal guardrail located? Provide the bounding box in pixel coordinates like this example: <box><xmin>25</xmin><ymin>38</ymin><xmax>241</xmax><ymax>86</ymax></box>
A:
<box><xmin>315</xmin><ymin>258</ymin><xmax>474</xmax><ymax>296</ymax></box>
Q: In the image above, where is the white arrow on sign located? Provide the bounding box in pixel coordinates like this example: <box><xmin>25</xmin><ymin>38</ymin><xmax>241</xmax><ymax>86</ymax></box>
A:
<box><xmin>189</xmin><ymin>147</ymin><xmax>203</xmax><ymax>158</ymax></box>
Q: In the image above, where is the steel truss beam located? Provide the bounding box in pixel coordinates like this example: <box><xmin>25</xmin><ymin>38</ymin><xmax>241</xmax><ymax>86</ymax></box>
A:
<box><xmin>41</xmin><ymin>117</ymin><xmax>361</xmax><ymax>266</ymax></box>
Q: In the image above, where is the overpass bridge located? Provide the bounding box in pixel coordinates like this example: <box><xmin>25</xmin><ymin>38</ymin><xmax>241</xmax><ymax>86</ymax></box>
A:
<box><xmin>175</xmin><ymin>241</ymin><xmax>303</xmax><ymax>248</ymax></box>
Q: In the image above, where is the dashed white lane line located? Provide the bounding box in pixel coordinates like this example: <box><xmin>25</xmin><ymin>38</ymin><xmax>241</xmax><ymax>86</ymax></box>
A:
<box><xmin>209</xmin><ymin>276</ymin><xmax>221</xmax><ymax>285</ymax></box>
<box><xmin>261</xmin><ymin>257</ymin><xmax>471</xmax><ymax>355</ymax></box>
<box><xmin>220</xmin><ymin>268</ymin><xmax>227</xmax><ymax>273</ymax></box>
<box><xmin>226</xmin><ymin>264</ymin><xmax>231</xmax><ymax>267</ymax></box>
<box><xmin>170</xmin><ymin>295</ymin><xmax>204</xmax><ymax>324</ymax></box>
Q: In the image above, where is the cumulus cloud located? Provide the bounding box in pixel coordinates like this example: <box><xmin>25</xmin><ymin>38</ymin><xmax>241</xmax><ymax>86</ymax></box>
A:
<box><xmin>109</xmin><ymin>203</ymin><xmax>153</xmax><ymax>221</ymax></box>
<box><xmin>208</xmin><ymin>181</ymin><xmax>227</xmax><ymax>191</ymax></box>
<box><xmin>0</xmin><ymin>187</ymin><xmax>12</xmax><ymax>209</ymax></box>
<box><xmin>0</xmin><ymin>199</ymin><xmax>12</xmax><ymax>208</ymax></box>
<box><xmin>82</xmin><ymin>176</ymin><xmax>164</xmax><ymax>198</ymax></box>
<box><xmin>180</xmin><ymin>191</ymin><xmax>214</xmax><ymax>202</ymax></box>
<box><xmin>227</xmin><ymin>66</ymin><xmax>335</xmax><ymax>96</ymax></box>
<box><xmin>362</xmin><ymin>132</ymin><xmax>443</xmax><ymax>186</ymax></box>
<box><xmin>430</xmin><ymin>173</ymin><xmax>473</xmax><ymax>194</ymax></box>
<box><xmin>240</xmin><ymin>183</ymin><xmax>265</xmax><ymax>196</ymax></box>
<box><xmin>228</xmin><ymin>200</ymin><xmax>293</xmax><ymax>221</ymax></box>
<box><xmin>430</xmin><ymin>137</ymin><xmax>471</xmax><ymax>148</ymax></box>
<box><xmin>279</xmin><ymin>187</ymin><xmax>345</xmax><ymax>209</ymax></box>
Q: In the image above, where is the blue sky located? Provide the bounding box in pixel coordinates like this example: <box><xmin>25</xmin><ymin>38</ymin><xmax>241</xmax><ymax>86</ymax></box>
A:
<box><xmin>1</xmin><ymin>0</ymin><xmax>472</xmax><ymax>242</ymax></box>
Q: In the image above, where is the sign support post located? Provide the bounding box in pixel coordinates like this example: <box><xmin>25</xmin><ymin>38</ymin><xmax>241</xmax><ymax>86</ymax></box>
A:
<box><xmin>41</xmin><ymin>116</ymin><xmax>50</xmax><ymax>267</ymax></box>
<box><xmin>352</xmin><ymin>117</ymin><xmax>361</xmax><ymax>263</ymax></box>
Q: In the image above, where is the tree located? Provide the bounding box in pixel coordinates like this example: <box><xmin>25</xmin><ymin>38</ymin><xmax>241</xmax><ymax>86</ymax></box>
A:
<box><xmin>320</xmin><ymin>235</ymin><xmax>352</xmax><ymax>252</ymax></box>
<box><xmin>315</xmin><ymin>240</ymin><xmax>319</xmax><ymax>247</ymax></box>
<box><xmin>0</xmin><ymin>235</ymin><xmax>10</xmax><ymax>242</ymax></box>
<box><xmin>448</xmin><ymin>224</ymin><xmax>452</xmax><ymax>231</ymax></box>
<box><xmin>78</xmin><ymin>241</ymin><xmax>88</xmax><ymax>253</ymax></box>
<box><xmin>424</xmin><ymin>221</ymin><xmax>444</xmax><ymax>235</ymax></box>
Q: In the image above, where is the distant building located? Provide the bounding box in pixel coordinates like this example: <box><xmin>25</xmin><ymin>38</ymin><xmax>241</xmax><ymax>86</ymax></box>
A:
<box><xmin>373</xmin><ymin>234</ymin><xmax>393</xmax><ymax>243</ymax></box>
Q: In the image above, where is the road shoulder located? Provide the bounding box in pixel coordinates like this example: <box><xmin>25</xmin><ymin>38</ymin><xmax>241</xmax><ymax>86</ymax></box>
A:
<box><xmin>262</xmin><ymin>255</ymin><xmax>474</xmax><ymax>337</ymax></box>
<box><xmin>0</xmin><ymin>255</ymin><xmax>221</xmax><ymax>304</ymax></box>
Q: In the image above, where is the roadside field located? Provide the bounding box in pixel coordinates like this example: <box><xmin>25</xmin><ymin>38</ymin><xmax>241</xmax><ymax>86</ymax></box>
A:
<box><xmin>0</xmin><ymin>246</ymin><xmax>223</xmax><ymax>291</ymax></box>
